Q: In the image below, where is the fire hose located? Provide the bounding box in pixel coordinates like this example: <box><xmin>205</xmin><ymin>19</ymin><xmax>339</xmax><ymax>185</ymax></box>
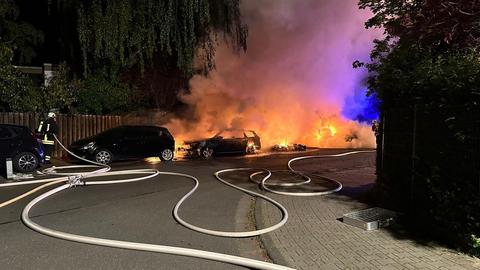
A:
<box><xmin>1</xmin><ymin>135</ymin><xmax>373</xmax><ymax>270</ymax></box>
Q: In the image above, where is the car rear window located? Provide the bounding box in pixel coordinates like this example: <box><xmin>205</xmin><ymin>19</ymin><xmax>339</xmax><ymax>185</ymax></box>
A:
<box><xmin>159</xmin><ymin>127</ymin><xmax>174</xmax><ymax>139</ymax></box>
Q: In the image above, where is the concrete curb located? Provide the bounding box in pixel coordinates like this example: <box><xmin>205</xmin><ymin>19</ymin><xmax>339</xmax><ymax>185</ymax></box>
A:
<box><xmin>235</xmin><ymin>194</ymin><xmax>271</xmax><ymax>263</ymax></box>
<box><xmin>254</xmin><ymin>198</ymin><xmax>291</xmax><ymax>267</ymax></box>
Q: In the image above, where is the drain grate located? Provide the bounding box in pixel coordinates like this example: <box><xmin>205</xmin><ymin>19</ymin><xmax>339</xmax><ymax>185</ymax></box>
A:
<box><xmin>342</xmin><ymin>207</ymin><xmax>399</xmax><ymax>231</ymax></box>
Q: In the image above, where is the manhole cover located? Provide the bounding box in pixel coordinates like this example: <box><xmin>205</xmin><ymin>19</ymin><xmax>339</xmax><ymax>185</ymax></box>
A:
<box><xmin>343</xmin><ymin>207</ymin><xmax>399</xmax><ymax>231</ymax></box>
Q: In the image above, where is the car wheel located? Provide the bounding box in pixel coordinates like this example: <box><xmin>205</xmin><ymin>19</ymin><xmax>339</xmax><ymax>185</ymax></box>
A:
<box><xmin>95</xmin><ymin>149</ymin><xmax>113</xmax><ymax>164</ymax></box>
<box><xmin>160</xmin><ymin>149</ymin><xmax>174</xmax><ymax>161</ymax></box>
<box><xmin>201</xmin><ymin>147</ymin><xmax>214</xmax><ymax>159</ymax></box>
<box><xmin>13</xmin><ymin>152</ymin><xmax>38</xmax><ymax>173</ymax></box>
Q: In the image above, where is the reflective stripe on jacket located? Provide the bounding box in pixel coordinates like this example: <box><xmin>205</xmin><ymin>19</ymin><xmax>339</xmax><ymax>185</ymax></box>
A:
<box><xmin>37</xmin><ymin>121</ymin><xmax>44</xmax><ymax>133</ymax></box>
<box><xmin>42</xmin><ymin>134</ymin><xmax>55</xmax><ymax>145</ymax></box>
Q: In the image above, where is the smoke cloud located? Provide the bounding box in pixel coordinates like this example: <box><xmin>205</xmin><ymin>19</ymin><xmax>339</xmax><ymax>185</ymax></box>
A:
<box><xmin>167</xmin><ymin>0</ymin><xmax>382</xmax><ymax>148</ymax></box>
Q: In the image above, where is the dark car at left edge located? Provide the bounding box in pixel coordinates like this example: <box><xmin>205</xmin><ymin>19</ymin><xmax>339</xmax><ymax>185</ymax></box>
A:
<box><xmin>68</xmin><ymin>125</ymin><xmax>175</xmax><ymax>164</ymax></box>
<box><xmin>0</xmin><ymin>124</ymin><xmax>46</xmax><ymax>173</ymax></box>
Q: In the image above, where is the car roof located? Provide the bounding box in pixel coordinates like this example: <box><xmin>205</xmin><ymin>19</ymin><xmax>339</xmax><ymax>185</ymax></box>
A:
<box><xmin>219</xmin><ymin>128</ymin><xmax>256</xmax><ymax>132</ymax></box>
<box><xmin>118</xmin><ymin>125</ymin><xmax>169</xmax><ymax>130</ymax></box>
<box><xmin>216</xmin><ymin>128</ymin><xmax>257</xmax><ymax>135</ymax></box>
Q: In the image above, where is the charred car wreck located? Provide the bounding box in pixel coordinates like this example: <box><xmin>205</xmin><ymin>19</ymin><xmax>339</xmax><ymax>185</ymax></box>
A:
<box><xmin>271</xmin><ymin>143</ymin><xmax>307</xmax><ymax>152</ymax></box>
<box><xmin>183</xmin><ymin>129</ymin><xmax>261</xmax><ymax>159</ymax></box>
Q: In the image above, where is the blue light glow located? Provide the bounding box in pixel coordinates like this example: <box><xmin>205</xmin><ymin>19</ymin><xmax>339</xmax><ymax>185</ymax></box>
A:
<box><xmin>341</xmin><ymin>89</ymin><xmax>380</xmax><ymax>124</ymax></box>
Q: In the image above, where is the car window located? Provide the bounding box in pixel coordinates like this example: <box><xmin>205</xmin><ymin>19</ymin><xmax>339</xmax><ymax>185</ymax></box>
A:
<box><xmin>244</xmin><ymin>131</ymin><xmax>256</xmax><ymax>138</ymax></box>
<box><xmin>143</xmin><ymin>127</ymin><xmax>160</xmax><ymax>137</ymax></box>
<box><xmin>124</xmin><ymin>128</ymin><xmax>141</xmax><ymax>139</ymax></box>
<box><xmin>160</xmin><ymin>128</ymin><xmax>173</xmax><ymax>139</ymax></box>
<box><xmin>0</xmin><ymin>127</ymin><xmax>14</xmax><ymax>139</ymax></box>
<box><xmin>97</xmin><ymin>127</ymin><xmax>124</xmax><ymax>138</ymax></box>
<box><xmin>217</xmin><ymin>130</ymin><xmax>245</xmax><ymax>139</ymax></box>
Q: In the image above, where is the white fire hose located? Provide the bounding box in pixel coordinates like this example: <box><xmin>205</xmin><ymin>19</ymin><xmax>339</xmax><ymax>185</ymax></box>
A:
<box><xmin>1</xmin><ymin>134</ymin><xmax>373</xmax><ymax>270</ymax></box>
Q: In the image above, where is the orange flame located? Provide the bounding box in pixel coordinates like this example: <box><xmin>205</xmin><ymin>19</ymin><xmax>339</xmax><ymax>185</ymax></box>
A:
<box><xmin>278</xmin><ymin>139</ymin><xmax>289</xmax><ymax>147</ymax></box>
<box><xmin>329</xmin><ymin>125</ymin><xmax>337</xmax><ymax>136</ymax></box>
<box><xmin>163</xmin><ymin>0</ymin><xmax>380</xmax><ymax>150</ymax></box>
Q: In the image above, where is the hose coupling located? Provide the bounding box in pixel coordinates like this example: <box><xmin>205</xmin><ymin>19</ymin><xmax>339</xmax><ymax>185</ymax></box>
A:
<box><xmin>67</xmin><ymin>175</ymin><xmax>84</xmax><ymax>187</ymax></box>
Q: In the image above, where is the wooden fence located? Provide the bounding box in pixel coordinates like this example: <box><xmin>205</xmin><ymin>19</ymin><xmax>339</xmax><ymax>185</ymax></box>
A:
<box><xmin>0</xmin><ymin>112</ymin><xmax>123</xmax><ymax>157</ymax></box>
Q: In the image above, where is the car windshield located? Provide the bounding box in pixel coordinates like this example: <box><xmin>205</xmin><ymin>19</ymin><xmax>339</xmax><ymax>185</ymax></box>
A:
<box><xmin>244</xmin><ymin>131</ymin><xmax>256</xmax><ymax>138</ymax></box>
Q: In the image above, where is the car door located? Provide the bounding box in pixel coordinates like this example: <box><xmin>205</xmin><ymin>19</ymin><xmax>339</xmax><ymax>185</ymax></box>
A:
<box><xmin>215</xmin><ymin>130</ymin><xmax>245</xmax><ymax>153</ymax></box>
<box><xmin>137</xmin><ymin>127</ymin><xmax>160</xmax><ymax>157</ymax></box>
<box><xmin>232</xmin><ymin>135</ymin><xmax>248</xmax><ymax>153</ymax></box>
<box><xmin>119</xmin><ymin>128</ymin><xmax>144</xmax><ymax>158</ymax></box>
<box><xmin>103</xmin><ymin>127</ymin><xmax>126</xmax><ymax>158</ymax></box>
<box><xmin>0</xmin><ymin>126</ymin><xmax>18</xmax><ymax>160</ymax></box>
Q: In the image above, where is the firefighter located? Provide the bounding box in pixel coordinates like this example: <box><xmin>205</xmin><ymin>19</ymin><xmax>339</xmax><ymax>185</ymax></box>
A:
<box><xmin>37</xmin><ymin>112</ymin><xmax>58</xmax><ymax>163</ymax></box>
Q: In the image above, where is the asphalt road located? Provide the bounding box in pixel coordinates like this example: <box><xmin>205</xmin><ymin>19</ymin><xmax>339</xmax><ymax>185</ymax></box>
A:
<box><xmin>0</xmin><ymin>149</ymin><xmax>373</xmax><ymax>270</ymax></box>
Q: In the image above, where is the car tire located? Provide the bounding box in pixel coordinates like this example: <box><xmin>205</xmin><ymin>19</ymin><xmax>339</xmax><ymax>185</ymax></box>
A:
<box><xmin>201</xmin><ymin>147</ymin><xmax>214</xmax><ymax>159</ymax></box>
<box><xmin>13</xmin><ymin>152</ymin><xmax>38</xmax><ymax>173</ymax></box>
<box><xmin>95</xmin><ymin>149</ymin><xmax>113</xmax><ymax>164</ymax></box>
<box><xmin>160</xmin><ymin>149</ymin><xmax>174</xmax><ymax>161</ymax></box>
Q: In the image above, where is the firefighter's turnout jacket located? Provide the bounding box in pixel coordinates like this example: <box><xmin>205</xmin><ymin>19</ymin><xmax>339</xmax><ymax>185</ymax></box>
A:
<box><xmin>37</xmin><ymin>117</ymin><xmax>58</xmax><ymax>145</ymax></box>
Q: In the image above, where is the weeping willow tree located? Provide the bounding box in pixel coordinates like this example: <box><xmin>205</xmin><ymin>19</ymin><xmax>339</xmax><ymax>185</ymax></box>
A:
<box><xmin>3</xmin><ymin>0</ymin><xmax>247</xmax><ymax>112</ymax></box>
<box><xmin>70</xmin><ymin>0</ymin><xmax>247</xmax><ymax>76</ymax></box>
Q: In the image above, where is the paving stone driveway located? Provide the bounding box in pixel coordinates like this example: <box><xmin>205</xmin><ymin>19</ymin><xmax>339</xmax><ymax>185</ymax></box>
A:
<box><xmin>255</xmin><ymin>153</ymin><xmax>480</xmax><ymax>270</ymax></box>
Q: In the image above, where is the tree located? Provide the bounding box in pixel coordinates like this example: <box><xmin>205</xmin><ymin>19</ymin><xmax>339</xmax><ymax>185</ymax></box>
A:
<box><xmin>51</xmin><ymin>0</ymin><xmax>247</xmax><ymax>76</ymax></box>
<box><xmin>75</xmin><ymin>72</ymin><xmax>130</xmax><ymax>115</ymax></box>
<box><xmin>358</xmin><ymin>0</ymin><xmax>480</xmax><ymax>255</ymax></box>
<box><xmin>0</xmin><ymin>1</ymin><xmax>42</xmax><ymax>112</ymax></box>
<box><xmin>357</xmin><ymin>0</ymin><xmax>480</xmax><ymax>102</ymax></box>
<box><xmin>40</xmin><ymin>1</ymin><xmax>247</xmax><ymax>111</ymax></box>
<box><xmin>0</xmin><ymin>42</ymin><xmax>40</xmax><ymax>112</ymax></box>
<box><xmin>359</xmin><ymin>0</ymin><xmax>480</xmax><ymax>51</ymax></box>
<box><xmin>0</xmin><ymin>0</ymin><xmax>43</xmax><ymax>64</ymax></box>
<box><xmin>1</xmin><ymin>1</ymin><xmax>247</xmax><ymax>113</ymax></box>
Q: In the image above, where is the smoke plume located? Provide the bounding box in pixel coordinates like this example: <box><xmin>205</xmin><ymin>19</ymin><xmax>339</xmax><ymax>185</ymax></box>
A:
<box><xmin>167</xmin><ymin>0</ymin><xmax>382</xmax><ymax>148</ymax></box>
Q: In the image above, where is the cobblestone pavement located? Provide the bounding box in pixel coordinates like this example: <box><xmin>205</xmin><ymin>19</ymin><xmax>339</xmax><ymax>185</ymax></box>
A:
<box><xmin>255</xmin><ymin>152</ymin><xmax>480</xmax><ymax>270</ymax></box>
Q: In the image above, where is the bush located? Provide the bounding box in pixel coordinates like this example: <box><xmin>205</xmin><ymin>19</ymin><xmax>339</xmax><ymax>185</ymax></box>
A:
<box><xmin>42</xmin><ymin>63</ymin><xmax>78</xmax><ymax>113</ymax></box>
<box><xmin>76</xmin><ymin>73</ymin><xmax>130</xmax><ymax>115</ymax></box>
<box><xmin>376</xmin><ymin>46</ymin><xmax>480</xmax><ymax>254</ymax></box>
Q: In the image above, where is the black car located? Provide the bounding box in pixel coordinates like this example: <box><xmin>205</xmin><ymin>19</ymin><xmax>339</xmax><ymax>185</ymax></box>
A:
<box><xmin>0</xmin><ymin>124</ymin><xmax>46</xmax><ymax>173</ymax></box>
<box><xmin>184</xmin><ymin>129</ymin><xmax>261</xmax><ymax>159</ymax></box>
<box><xmin>69</xmin><ymin>125</ymin><xmax>175</xmax><ymax>164</ymax></box>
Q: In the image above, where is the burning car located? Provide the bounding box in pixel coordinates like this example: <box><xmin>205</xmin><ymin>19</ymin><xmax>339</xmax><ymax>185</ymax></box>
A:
<box><xmin>183</xmin><ymin>129</ymin><xmax>261</xmax><ymax>159</ymax></box>
<box><xmin>271</xmin><ymin>143</ymin><xmax>307</xmax><ymax>152</ymax></box>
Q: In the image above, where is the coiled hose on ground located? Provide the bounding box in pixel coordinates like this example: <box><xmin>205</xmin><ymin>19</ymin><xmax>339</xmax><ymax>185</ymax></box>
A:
<box><xmin>1</xmin><ymin>135</ymin><xmax>373</xmax><ymax>270</ymax></box>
